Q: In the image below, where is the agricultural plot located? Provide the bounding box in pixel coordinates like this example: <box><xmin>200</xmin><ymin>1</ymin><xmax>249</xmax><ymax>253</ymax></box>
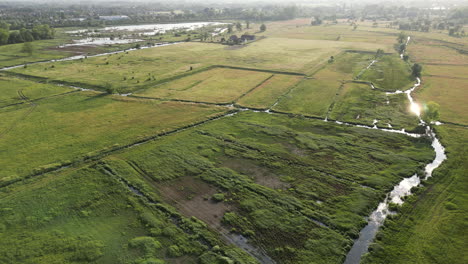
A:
<box><xmin>135</xmin><ymin>68</ymin><xmax>273</xmax><ymax>104</ymax></box>
<box><xmin>329</xmin><ymin>82</ymin><xmax>420</xmax><ymax>130</ymax></box>
<box><xmin>0</xmin><ymin>165</ymin><xmax>256</xmax><ymax>264</ymax></box>
<box><xmin>359</xmin><ymin>55</ymin><xmax>414</xmax><ymax>92</ymax></box>
<box><xmin>0</xmin><ymin>92</ymin><xmax>228</xmax><ymax>182</ymax></box>
<box><xmin>407</xmin><ymin>41</ymin><xmax>468</xmax><ymax>65</ymax></box>
<box><xmin>101</xmin><ymin>111</ymin><xmax>433</xmax><ymax>264</ymax></box>
<box><xmin>236</xmin><ymin>74</ymin><xmax>303</xmax><ymax>109</ymax></box>
<box><xmin>314</xmin><ymin>52</ymin><xmax>375</xmax><ymax>81</ymax></box>
<box><xmin>273</xmin><ymin>79</ymin><xmax>342</xmax><ymax>118</ymax></box>
<box><xmin>10</xmin><ymin>36</ymin><xmax>389</xmax><ymax>93</ymax></box>
<box><xmin>415</xmin><ymin>77</ymin><xmax>468</xmax><ymax>125</ymax></box>
<box><xmin>0</xmin><ymin>74</ymin><xmax>74</xmax><ymax>107</ymax></box>
<box><xmin>262</xmin><ymin>20</ymin><xmax>397</xmax><ymax>50</ymax></box>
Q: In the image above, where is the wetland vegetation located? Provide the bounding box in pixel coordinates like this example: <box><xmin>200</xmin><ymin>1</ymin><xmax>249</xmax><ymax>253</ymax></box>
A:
<box><xmin>0</xmin><ymin>1</ymin><xmax>467</xmax><ymax>263</ymax></box>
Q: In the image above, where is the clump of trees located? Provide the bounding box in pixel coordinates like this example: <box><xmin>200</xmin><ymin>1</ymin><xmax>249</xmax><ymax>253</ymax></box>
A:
<box><xmin>311</xmin><ymin>16</ymin><xmax>322</xmax><ymax>26</ymax></box>
<box><xmin>411</xmin><ymin>63</ymin><xmax>422</xmax><ymax>78</ymax></box>
<box><xmin>0</xmin><ymin>22</ymin><xmax>55</xmax><ymax>45</ymax></box>
<box><xmin>422</xmin><ymin>101</ymin><xmax>440</xmax><ymax>122</ymax></box>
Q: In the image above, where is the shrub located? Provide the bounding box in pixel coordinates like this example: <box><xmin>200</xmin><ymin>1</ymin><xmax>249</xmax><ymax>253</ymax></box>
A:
<box><xmin>212</xmin><ymin>193</ymin><xmax>225</xmax><ymax>202</ymax></box>
<box><xmin>167</xmin><ymin>245</ymin><xmax>183</xmax><ymax>257</ymax></box>
<box><xmin>129</xmin><ymin>236</ymin><xmax>162</xmax><ymax>255</ymax></box>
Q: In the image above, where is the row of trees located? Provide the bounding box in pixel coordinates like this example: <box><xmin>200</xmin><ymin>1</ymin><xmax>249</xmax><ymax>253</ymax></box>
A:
<box><xmin>0</xmin><ymin>23</ymin><xmax>55</xmax><ymax>45</ymax></box>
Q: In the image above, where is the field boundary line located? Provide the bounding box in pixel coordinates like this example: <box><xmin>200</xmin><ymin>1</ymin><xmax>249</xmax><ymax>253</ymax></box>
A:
<box><xmin>214</xmin><ymin>65</ymin><xmax>306</xmax><ymax>76</ymax></box>
<box><xmin>234</xmin><ymin>74</ymin><xmax>275</xmax><ymax>103</ymax></box>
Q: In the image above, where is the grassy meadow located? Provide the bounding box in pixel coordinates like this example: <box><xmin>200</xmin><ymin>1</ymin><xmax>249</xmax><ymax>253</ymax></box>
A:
<box><xmin>10</xmin><ymin>35</ymin><xmax>388</xmax><ymax>93</ymax></box>
<box><xmin>0</xmin><ymin>91</ymin><xmax>228</xmax><ymax>182</ymax></box>
<box><xmin>329</xmin><ymin>82</ymin><xmax>420</xmax><ymax>130</ymax></box>
<box><xmin>0</xmin><ymin>74</ymin><xmax>74</xmax><ymax>107</ymax></box>
<box><xmin>0</xmin><ymin>164</ymin><xmax>256</xmax><ymax>264</ymax></box>
<box><xmin>135</xmin><ymin>68</ymin><xmax>272</xmax><ymax>104</ymax></box>
<box><xmin>103</xmin><ymin>111</ymin><xmax>433</xmax><ymax>264</ymax></box>
<box><xmin>1</xmin><ymin>17</ymin><xmax>464</xmax><ymax>264</ymax></box>
<box><xmin>273</xmin><ymin>79</ymin><xmax>342</xmax><ymax>118</ymax></box>
<box><xmin>236</xmin><ymin>74</ymin><xmax>303</xmax><ymax>109</ymax></box>
<box><xmin>359</xmin><ymin>55</ymin><xmax>414</xmax><ymax>92</ymax></box>
<box><xmin>363</xmin><ymin>125</ymin><xmax>468</xmax><ymax>264</ymax></box>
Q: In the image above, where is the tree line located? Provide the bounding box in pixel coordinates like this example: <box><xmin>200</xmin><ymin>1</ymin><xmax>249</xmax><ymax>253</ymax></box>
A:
<box><xmin>0</xmin><ymin>22</ymin><xmax>55</xmax><ymax>45</ymax></box>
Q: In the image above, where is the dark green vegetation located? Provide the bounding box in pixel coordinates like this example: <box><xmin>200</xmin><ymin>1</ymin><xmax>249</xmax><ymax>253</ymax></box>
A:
<box><xmin>360</xmin><ymin>55</ymin><xmax>414</xmax><ymax>92</ymax></box>
<box><xmin>0</xmin><ymin>165</ymin><xmax>256</xmax><ymax>264</ymax></box>
<box><xmin>104</xmin><ymin>111</ymin><xmax>433</xmax><ymax>264</ymax></box>
<box><xmin>329</xmin><ymin>83</ymin><xmax>420</xmax><ymax>131</ymax></box>
<box><xmin>363</xmin><ymin>125</ymin><xmax>468</xmax><ymax>264</ymax></box>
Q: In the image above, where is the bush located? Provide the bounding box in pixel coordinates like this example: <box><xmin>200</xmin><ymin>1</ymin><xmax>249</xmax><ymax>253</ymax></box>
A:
<box><xmin>167</xmin><ymin>245</ymin><xmax>183</xmax><ymax>257</ymax></box>
<box><xmin>129</xmin><ymin>236</ymin><xmax>162</xmax><ymax>255</ymax></box>
<box><xmin>212</xmin><ymin>193</ymin><xmax>225</xmax><ymax>202</ymax></box>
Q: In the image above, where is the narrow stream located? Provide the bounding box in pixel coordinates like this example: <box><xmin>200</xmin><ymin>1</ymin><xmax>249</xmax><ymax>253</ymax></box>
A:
<box><xmin>343</xmin><ymin>36</ymin><xmax>446</xmax><ymax>264</ymax></box>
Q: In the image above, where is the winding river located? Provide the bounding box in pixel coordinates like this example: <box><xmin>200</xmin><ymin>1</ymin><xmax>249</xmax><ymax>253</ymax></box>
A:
<box><xmin>343</xmin><ymin>36</ymin><xmax>447</xmax><ymax>264</ymax></box>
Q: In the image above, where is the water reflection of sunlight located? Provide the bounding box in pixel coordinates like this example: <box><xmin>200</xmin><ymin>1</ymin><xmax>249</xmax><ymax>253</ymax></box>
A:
<box><xmin>410</xmin><ymin>103</ymin><xmax>421</xmax><ymax>116</ymax></box>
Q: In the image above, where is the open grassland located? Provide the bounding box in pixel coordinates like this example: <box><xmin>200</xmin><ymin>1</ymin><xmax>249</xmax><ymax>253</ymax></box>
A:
<box><xmin>0</xmin><ymin>165</ymin><xmax>256</xmax><ymax>264</ymax></box>
<box><xmin>415</xmin><ymin>77</ymin><xmax>468</xmax><ymax>125</ymax></box>
<box><xmin>237</xmin><ymin>74</ymin><xmax>303</xmax><ymax>109</ymax></box>
<box><xmin>314</xmin><ymin>52</ymin><xmax>375</xmax><ymax>80</ymax></box>
<box><xmin>363</xmin><ymin>125</ymin><xmax>468</xmax><ymax>264</ymax></box>
<box><xmin>0</xmin><ymin>74</ymin><xmax>74</xmax><ymax>107</ymax></box>
<box><xmin>330</xmin><ymin>82</ymin><xmax>420</xmax><ymax>130</ymax></box>
<box><xmin>359</xmin><ymin>55</ymin><xmax>414</xmax><ymax>92</ymax></box>
<box><xmin>103</xmin><ymin>111</ymin><xmax>433</xmax><ymax>264</ymax></box>
<box><xmin>11</xmin><ymin>36</ymin><xmax>389</xmax><ymax>93</ymax></box>
<box><xmin>0</xmin><ymin>92</ymin><xmax>227</xmax><ymax>182</ymax></box>
<box><xmin>260</xmin><ymin>20</ymin><xmax>396</xmax><ymax>50</ymax></box>
<box><xmin>407</xmin><ymin>40</ymin><xmax>468</xmax><ymax>66</ymax></box>
<box><xmin>424</xmin><ymin>64</ymin><xmax>468</xmax><ymax>78</ymax></box>
<box><xmin>135</xmin><ymin>68</ymin><xmax>272</xmax><ymax>103</ymax></box>
<box><xmin>273</xmin><ymin>79</ymin><xmax>342</xmax><ymax>118</ymax></box>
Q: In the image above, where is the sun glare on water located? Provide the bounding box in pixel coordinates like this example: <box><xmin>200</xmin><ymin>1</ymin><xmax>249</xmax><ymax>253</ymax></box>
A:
<box><xmin>410</xmin><ymin>103</ymin><xmax>421</xmax><ymax>116</ymax></box>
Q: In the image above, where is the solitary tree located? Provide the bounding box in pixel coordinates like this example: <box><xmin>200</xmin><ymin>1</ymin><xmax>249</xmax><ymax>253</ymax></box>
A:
<box><xmin>375</xmin><ymin>48</ymin><xmax>384</xmax><ymax>58</ymax></box>
<box><xmin>21</xmin><ymin>42</ymin><xmax>34</xmax><ymax>55</ymax></box>
<box><xmin>260</xmin><ymin>24</ymin><xmax>267</xmax><ymax>32</ymax></box>
<box><xmin>397</xmin><ymin>32</ymin><xmax>407</xmax><ymax>43</ymax></box>
<box><xmin>236</xmin><ymin>22</ymin><xmax>242</xmax><ymax>31</ymax></box>
<box><xmin>411</xmin><ymin>63</ymin><xmax>422</xmax><ymax>78</ymax></box>
<box><xmin>246</xmin><ymin>21</ymin><xmax>250</xmax><ymax>29</ymax></box>
<box><xmin>227</xmin><ymin>24</ymin><xmax>233</xmax><ymax>33</ymax></box>
<box><xmin>0</xmin><ymin>28</ymin><xmax>9</xmax><ymax>45</ymax></box>
<box><xmin>422</xmin><ymin>101</ymin><xmax>440</xmax><ymax>122</ymax></box>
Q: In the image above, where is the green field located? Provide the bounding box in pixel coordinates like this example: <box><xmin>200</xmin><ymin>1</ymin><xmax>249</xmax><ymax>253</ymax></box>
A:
<box><xmin>0</xmin><ymin>92</ymin><xmax>227</xmax><ymax>181</ymax></box>
<box><xmin>10</xmin><ymin>36</ymin><xmax>388</xmax><ymax>93</ymax></box>
<box><xmin>329</xmin><ymin>82</ymin><xmax>420</xmax><ymax>130</ymax></box>
<box><xmin>359</xmin><ymin>55</ymin><xmax>414</xmax><ymax>92</ymax></box>
<box><xmin>0</xmin><ymin>17</ymin><xmax>466</xmax><ymax>264</ymax></box>
<box><xmin>363</xmin><ymin>125</ymin><xmax>468</xmax><ymax>264</ymax></box>
<box><xmin>237</xmin><ymin>74</ymin><xmax>303</xmax><ymax>109</ymax></box>
<box><xmin>0</xmin><ymin>74</ymin><xmax>74</xmax><ymax>107</ymax></box>
<box><xmin>0</xmin><ymin>164</ymin><xmax>256</xmax><ymax>264</ymax></box>
<box><xmin>104</xmin><ymin>111</ymin><xmax>433</xmax><ymax>264</ymax></box>
<box><xmin>273</xmin><ymin>79</ymin><xmax>342</xmax><ymax>118</ymax></box>
<box><xmin>135</xmin><ymin>68</ymin><xmax>272</xmax><ymax>104</ymax></box>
